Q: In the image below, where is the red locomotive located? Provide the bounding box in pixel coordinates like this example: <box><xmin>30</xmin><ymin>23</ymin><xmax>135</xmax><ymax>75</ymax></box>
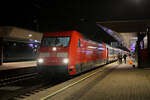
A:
<box><xmin>37</xmin><ymin>30</ymin><xmax>121</xmax><ymax>76</ymax></box>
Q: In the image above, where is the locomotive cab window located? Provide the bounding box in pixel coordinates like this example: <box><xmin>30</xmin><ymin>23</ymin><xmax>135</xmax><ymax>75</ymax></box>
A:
<box><xmin>42</xmin><ymin>37</ymin><xmax>70</xmax><ymax>47</ymax></box>
<box><xmin>78</xmin><ymin>39</ymin><xmax>81</xmax><ymax>47</ymax></box>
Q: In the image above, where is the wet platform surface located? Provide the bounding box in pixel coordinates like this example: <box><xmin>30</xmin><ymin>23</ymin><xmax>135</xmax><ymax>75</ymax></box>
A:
<box><xmin>22</xmin><ymin>61</ymin><xmax>150</xmax><ymax>100</ymax></box>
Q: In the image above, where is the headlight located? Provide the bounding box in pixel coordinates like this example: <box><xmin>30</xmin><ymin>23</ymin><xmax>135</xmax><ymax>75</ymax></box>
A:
<box><xmin>52</xmin><ymin>47</ymin><xmax>57</xmax><ymax>51</ymax></box>
<box><xmin>38</xmin><ymin>58</ymin><xmax>44</xmax><ymax>63</ymax></box>
<box><xmin>63</xmin><ymin>58</ymin><xmax>69</xmax><ymax>64</ymax></box>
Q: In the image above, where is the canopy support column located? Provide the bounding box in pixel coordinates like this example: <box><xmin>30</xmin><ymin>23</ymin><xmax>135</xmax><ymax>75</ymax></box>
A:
<box><xmin>0</xmin><ymin>38</ymin><xmax>3</xmax><ymax>66</ymax></box>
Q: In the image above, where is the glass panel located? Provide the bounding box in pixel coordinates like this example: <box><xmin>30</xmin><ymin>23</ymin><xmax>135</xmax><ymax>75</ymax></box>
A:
<box><xmin>42</xmin><ymin>37</ymin><xmax>70</xmax><ymax>47</ymax></box>
<box><xmin>78</xmin><ymin>39</ymin><xmax>80</xmax><ymax>47</ymax></box>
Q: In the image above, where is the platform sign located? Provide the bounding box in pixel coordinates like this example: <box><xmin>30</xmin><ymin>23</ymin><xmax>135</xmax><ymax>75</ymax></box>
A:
<box><xmin>111</xmin><ymin>42</ymin><xmax>122</xmax><ymax>47</ymax></box>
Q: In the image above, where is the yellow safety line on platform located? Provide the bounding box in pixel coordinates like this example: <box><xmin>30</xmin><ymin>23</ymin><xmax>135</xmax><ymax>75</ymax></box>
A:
<box><xmin>40</xmin><ymin>65</ymin><xmax>112</xmax><ymax>100</ymax></box>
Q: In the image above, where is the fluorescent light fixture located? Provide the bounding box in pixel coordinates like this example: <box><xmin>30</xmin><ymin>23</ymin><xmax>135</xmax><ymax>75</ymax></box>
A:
<box><xmin>29</xmin><ymin>34</ymin><xmax>32</xmax><ymax>37</ymax></box>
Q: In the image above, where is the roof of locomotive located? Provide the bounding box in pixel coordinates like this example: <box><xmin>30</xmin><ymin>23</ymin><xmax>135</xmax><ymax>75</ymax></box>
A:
<box><xmin>43</xmin><ymin>30</ymin><xmax>104</xmax><ymax>44</ymax></box>
<box><xmin>43</xmin><ymin>30</ymin><xmax>82</xmax><ymax>37</ymax></box>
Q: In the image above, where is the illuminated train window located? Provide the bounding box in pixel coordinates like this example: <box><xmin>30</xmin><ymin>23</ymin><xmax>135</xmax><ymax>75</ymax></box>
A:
<box><xmin>42</xmin><ymin>37</ymin><xmax>70</xmax><ymax>47</ymax></box>
<box><xmin>78</xmin><ymin>39</ymin><xmax>80</xmax><ymax>47</ymax></box>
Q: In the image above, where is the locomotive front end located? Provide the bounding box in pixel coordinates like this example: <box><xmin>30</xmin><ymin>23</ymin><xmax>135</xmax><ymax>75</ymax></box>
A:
<box><xmin>37</xmin><ymin>36</ymin><xmax>71</xmax><ymax>77</ymax></box>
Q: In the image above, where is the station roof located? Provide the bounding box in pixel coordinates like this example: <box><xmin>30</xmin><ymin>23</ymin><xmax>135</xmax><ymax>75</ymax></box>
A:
<box><xmin>96</xmin><ymin>20</ymin><xmax>150</xmax><ymax>52</ymax></box>
<box><xmin>0</xmin><ymin>26</ymin><xmax>43</xmax><ymax>43</ymax></box>
<box><xmin>96</xmin><ymin>20</ymin><xmax>150</xmax><ymax>33</ymax></box>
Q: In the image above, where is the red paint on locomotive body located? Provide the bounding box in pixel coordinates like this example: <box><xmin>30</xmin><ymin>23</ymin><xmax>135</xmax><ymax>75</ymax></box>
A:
<box><xmin>37</xmin><ymin>30</ymin><xmax>119</xmax><ymax>76</ymax></box>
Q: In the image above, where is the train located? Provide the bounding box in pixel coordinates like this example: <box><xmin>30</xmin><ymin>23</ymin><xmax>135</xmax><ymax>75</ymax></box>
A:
<box><xmin>3</xmin><ymin>41</ymin><xmax>40</xmax><ymax>62</ymax></box>
<box><xmin>0</xmin><ymin>26</ymin><xmax>42</xmax><ymax>62</ymax></box>
<box><xmin>37</xmin><ymin>30</ymin><xmax>125</xmax><ymax>77</ymax></box>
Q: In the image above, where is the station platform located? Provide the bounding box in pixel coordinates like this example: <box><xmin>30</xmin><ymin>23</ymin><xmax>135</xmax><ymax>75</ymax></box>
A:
<box><xmin>21</xmin><ymin>60</ymin><xmax>150</xmax><ymax>100</ymax></box>
<box><xmin>0</xmin><ymin>61</ymin><xmax>36</xmax><ymax>71</ymax></box>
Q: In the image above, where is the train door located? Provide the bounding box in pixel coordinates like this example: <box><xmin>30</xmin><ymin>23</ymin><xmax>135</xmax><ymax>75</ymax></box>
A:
<box><xmin>75</xmin><ymin>38</ymin><xmax>82</xmax><ymax>73</ymax></box>
<box><xmin>106</xmin><ymin>48</ymin><xmax>109</xmax><ymax>63</ymax></box>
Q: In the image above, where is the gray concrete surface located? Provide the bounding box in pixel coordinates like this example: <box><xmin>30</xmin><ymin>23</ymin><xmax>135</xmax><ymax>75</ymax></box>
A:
<box><xmin>22</xmin><ymin>62</ymin><xmax>150</xmax><ymax>100</ymax></box>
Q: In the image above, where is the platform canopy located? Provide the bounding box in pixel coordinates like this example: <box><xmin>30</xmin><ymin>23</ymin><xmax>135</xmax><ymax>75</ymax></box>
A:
<box><xmin>96</xmin><ymin>20</ymin><xmax>150</xmax><ymax>49</ymax></box>
<box><xmin>96</xmin><ymin>20</ymin><xmax>150</xmax><ymax>33</ymax></box>
<box><xmin>0</xmin><ymin>26</ymin><xmax>43</xmax><ymax>43</ymax></box>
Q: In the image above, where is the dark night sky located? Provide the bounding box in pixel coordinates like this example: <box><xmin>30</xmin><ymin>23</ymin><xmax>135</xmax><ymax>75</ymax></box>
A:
<box><xmin>1</xmin><ymin>0</ymin><xmax>150</xmax><ymax>33</ymax></box>
<box><xmin>96</xmin><ymin>0</ymin><xmax>150</xmax><ymax>21</ymax></box>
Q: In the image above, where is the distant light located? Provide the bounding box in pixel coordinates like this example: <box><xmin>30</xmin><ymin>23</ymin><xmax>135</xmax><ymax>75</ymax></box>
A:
<box><xmin>29</xmin><ymin>43</ymin><xmax>34</xmax><ymax>47</ymax></box>
<box><xmin>130</xmin><ymin>43</ymin><xmax>136</xmax><ymax>48</ymax></box>
<box><xmin>131</xmin><ymin>47</ymin><xmax>135</xmax><ymax>50</ymax></box>
<box><xmin>98</xmin><ymin>43</ymin><xmax>103</xmax><ymax>46</ymax></box>
<box><xmin>100</xmin><ymin>25</ymin><xmax>107</xmax><ymax>31</ymax></box>
<box><xmin>97</xmin><ymin>48</ymin><xmax>105</xmax><ymax>50</ymax></box>
<box><xmin>107</xmin><ymin>29</ymin><xmax>113</xmax><ymax>35</ymax></box>
<box><xmin>29</xmin><ymin>34</ymin><xmax>32</xmax><ymax>37</ymax></box>
<box><xmin>34</xmin><ymin>40</ymin><xmax>38</xmax><ymax>42</ymax></box>
<box><xmin>34</xmin><ymin>45</ymin><xmax>37</xmax><ymax>48</ymax></box>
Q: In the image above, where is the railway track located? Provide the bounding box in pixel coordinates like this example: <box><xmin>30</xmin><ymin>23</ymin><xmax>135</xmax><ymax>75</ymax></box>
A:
<box><xmin>0</xmin><ymin>73</ymin><xmax>67</xmax><ymax>100</ymax></box>
<box><xmin>0</xmin><ymin>63</ymin><xmax>113</xmax><ymax>100</ymax></box>
<box><xmin>0</xmin><ymin>73</ymin><xmax>38</xmax><ymax>87</ymax></box>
